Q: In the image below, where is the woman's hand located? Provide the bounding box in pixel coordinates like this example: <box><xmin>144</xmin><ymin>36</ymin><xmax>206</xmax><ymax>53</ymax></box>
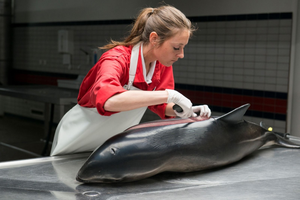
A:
<box><xmin>192</xmin><ymin>105</ymin><xmax>211</xmax><ymax>119</ymax></box>
<box><xmin>165</xmin><ymin>89</ymin><xmax>194</xmax><ymax>118</ymax></box>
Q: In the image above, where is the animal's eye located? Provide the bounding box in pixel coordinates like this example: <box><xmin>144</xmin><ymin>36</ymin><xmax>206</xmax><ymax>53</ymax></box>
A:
<box><xmin>110</xmin><ymin>147</ymin><xmax>118</xmax><ymax>155</ymax></box>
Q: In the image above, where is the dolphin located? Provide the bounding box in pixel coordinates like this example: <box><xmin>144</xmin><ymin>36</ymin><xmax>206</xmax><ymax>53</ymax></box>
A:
<box><xmin>76</xmin><ymin>104</ymin><xmax>300</xmax><ymax>183</ymax></box>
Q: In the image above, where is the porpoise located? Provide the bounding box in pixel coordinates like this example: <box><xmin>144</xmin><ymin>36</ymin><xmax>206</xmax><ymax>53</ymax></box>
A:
<box><xmin>76</xmin><ymin>104</ymin><xmax>300</xmax><ymax>183</ymax></box>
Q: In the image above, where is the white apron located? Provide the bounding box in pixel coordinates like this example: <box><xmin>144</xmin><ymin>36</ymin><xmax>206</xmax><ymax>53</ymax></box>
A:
<box><xmin>50</xmin><ymin>43</ymin><xmax>147</xmax><ymax>156</ymax></box>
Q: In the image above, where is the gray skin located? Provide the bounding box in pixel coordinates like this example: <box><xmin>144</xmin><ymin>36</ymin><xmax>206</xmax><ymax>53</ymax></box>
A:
<box><xmin>76</xmin><ymin>104</ymin><xmax>300</xmax><ymax>183</ymax></box>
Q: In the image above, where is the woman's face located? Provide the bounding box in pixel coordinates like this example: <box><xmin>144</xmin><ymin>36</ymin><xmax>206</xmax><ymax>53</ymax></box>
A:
<box><xmin>154</xmin><ymin>29</ymin><xmax>190</xmax><ymax>67</ymax></box>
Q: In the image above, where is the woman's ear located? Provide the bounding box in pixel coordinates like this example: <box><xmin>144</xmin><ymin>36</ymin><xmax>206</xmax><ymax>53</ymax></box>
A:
<box><xmin>149</xmin><ymin>31</ymin><xmax>159</xmax><ymax>47</ymax></box>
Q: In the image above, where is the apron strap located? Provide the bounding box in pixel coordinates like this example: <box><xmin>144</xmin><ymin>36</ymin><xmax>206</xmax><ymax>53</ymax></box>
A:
<box><xmin>126</xmin><ymin>42</ymin><xmax>141</xmax><ymax>90</ymax></box>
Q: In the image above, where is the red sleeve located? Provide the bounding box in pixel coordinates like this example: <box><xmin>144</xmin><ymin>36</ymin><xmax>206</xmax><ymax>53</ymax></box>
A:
<box><xmin>78</xmin><ymin>57</ymin><xmax>129</xmax><ymax>116</ymax></box>
<box><xmin>148</xmin><ymin>66</ymin><xmax>175</xmax><ymax>119</ymax></box>
<box><xmin>78</xmin><ymin>46</ymin><xmax>175</xmax><ymax>119</ymax></box>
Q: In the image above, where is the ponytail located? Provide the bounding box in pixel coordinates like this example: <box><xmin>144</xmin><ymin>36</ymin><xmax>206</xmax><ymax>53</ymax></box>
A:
<box><xmin>100</xmin><ymin>5</ymin><xmax>195</xmax><ymax>50</ymax></box>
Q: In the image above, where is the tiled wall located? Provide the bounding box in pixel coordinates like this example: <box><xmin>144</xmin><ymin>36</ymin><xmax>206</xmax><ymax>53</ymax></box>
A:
<box><xmin>173</xmin><ymin>13</ymin><xmax>292</xmax><ymax>132</ymax></box>
<box><xmin>177</xmin><ymin>14</ymin><xmax>291</xmax><ymax>92</ymax></box>
<box><xmin>7</xmin><ymin>13</ymin><xmax>292</xmax><ymax>132</ymax></box>
<box><xmin>12</xmin><ymin>23</ymin><xmax>131</xmax><ymax>75</ymax></box>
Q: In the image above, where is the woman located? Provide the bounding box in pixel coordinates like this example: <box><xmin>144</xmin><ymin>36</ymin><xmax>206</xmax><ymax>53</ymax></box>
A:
<box><xmin>50</xmin><ymin>5</ymin><xmax>211</xmax><ymax>156</ymax></box>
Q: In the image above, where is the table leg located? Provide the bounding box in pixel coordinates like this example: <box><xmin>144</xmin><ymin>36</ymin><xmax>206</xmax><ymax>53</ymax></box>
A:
<box><xmin>42</xmin><ymin>103</ymin><xmax>54</xmax><ymax>156</ymax></box>
<box><xmin>0</xmin><ymin>96</ymin><xmax>4</xmax><ymax>116</ymax></box>
<box><xmin>59</xmin><ymin>104</ymin><xmax>65</xmax><ymax>119</ymax></box>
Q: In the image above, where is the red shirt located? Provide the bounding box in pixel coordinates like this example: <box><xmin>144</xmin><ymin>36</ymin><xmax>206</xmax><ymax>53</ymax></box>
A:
<box><xmin>77</xmin><ymin>45</ymin><xmax>175</xmax><ymax>119</ymax></box>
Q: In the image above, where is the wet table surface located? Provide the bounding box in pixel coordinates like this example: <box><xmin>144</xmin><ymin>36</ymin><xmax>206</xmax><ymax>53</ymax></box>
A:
<box><xmin>0</xmin><ymin>146</ymin><xmax>300</xmax><ymax>200</ymax></box>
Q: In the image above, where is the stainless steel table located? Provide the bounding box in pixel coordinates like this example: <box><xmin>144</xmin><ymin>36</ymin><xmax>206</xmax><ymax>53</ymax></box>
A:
<box><xmin>0</xmin><ymin>85</ymin><xmax>78</xmax><ymax>155</ymax></box>
<box><xmin>0</xmin><ymin>147</ymin><xmax>299</xmax><ymax>200</ymax></box>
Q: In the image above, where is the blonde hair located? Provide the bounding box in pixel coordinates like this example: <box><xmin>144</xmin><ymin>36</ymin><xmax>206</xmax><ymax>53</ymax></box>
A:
<box><xmin>101</xmin><ymin>5</ymin><xmax>195</xmax><ymax>49</ymax></box>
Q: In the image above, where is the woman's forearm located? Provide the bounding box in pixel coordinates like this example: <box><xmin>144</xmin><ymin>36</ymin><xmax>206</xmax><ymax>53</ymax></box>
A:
<box><xmin>104</xmin><ymin>90</ymin><xmax>170</xmax><ymax>112</ymax></box>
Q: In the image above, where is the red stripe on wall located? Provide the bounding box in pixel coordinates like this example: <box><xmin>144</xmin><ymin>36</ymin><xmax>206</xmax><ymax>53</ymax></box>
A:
<box><xmin>13</xmin><ymin>73</ymin><xmax>58</xmax><ymax>85</ymax></box>
<box><xmin>177</xmin><ymin>89</ymin><xmax>287</xmax><ymax>115</ymax></box>
<box><xmin>12</xmin><ymin>71</ymin><xmax>286</xmax><ymax>115</ymax></box>
<box><xmin>12</xmin><ymin>73</ymin><xmax>74</xmax><ymax>86</ymax></box>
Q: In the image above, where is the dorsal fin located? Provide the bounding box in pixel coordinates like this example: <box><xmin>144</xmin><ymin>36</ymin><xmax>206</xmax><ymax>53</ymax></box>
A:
<box><xmin>216</xmin><ymin>104</ymin><xmax>250</xmax><ymax>124</ymax></box>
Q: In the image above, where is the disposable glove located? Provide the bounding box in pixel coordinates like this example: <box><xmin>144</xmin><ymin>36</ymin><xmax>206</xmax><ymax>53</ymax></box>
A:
<box><xmin>165</xmin><ymin>89</ymin><xmax>195</xmax><ymax>118</ymax></box>
<box><xmin>192</xmin><ymin>105</ymin><xmax>211</xmax><ymax>119</ymax></box>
